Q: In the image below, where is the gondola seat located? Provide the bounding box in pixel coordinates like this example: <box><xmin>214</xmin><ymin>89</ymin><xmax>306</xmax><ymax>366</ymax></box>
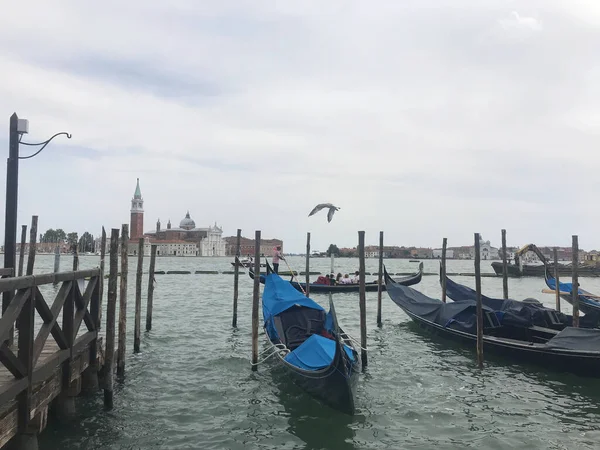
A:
<box><xmin>273</xmin><ymin>305</ymin><xmax>327</xmax><ymax>350</ymax></box>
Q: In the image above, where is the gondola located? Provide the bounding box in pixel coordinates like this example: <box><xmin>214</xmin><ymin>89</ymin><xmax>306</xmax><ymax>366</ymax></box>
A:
<box><xmin>261</xmin><ymin>263</ymin><xmax>360</xmax><ymax>414</ymax></box>
<box><xmin>544</xmin><ymin>265</ymin><xmax>600</xmax><ymax>315</ymax></box>
<box><xmin>250</xmin><ymin>262</ymin><xmax>423</xmax><ymax>294</ymax></box>
<box><xmin>384</xmin><ymin>266</ymin><xmax>600</xmax><ymax>377</ymax></box>
<box><xmin>439</xmin><ymin>263</ymin><xmax>600</xmax><ymax>332</ymax></box>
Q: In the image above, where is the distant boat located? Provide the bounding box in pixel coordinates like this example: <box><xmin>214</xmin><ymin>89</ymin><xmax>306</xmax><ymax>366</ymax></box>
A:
<box><xmin>231</xmin><ymin>257</ymin><xmax>265</xmax><ymax>268</ymax></box>
<box><xmin>544</xmin><ymin>265</ymin><xmax>600</xmax><ymax>316</ymax></box>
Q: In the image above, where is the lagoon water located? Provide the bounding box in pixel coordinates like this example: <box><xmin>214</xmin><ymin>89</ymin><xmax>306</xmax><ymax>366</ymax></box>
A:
<box><xmin>25</xmin><ymin>255</ymin><xmax>600</xmax><ymax>449</ymax></box>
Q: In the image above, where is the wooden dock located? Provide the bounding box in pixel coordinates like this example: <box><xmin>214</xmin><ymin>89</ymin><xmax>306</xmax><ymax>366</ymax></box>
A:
<box><xmin>0</xmin><ymin>268</ymin><xmax>105</xmax><ymax>449</ymax></box>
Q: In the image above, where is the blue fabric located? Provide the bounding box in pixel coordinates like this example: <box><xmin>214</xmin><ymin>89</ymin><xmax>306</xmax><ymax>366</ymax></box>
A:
<box><xmin>262</xmin><ymin>273</ymin><xmax>325</xmax><ymax>339</ymax></box>
<box><xmin>545</xmin><ymin>276</ymin><xmax>600</xmax><ymax>310</ymax></box>
<box><xmin>284</xmin><ymin>334</ymin><xmax>355</xmax><ymax>370</ymax></box>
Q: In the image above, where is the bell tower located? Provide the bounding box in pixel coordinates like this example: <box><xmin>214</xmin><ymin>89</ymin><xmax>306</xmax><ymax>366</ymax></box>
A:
<box><xmin>130</xmin><ymin>178</ymin><xmax>144</xmax><ymax>240</ymax></box>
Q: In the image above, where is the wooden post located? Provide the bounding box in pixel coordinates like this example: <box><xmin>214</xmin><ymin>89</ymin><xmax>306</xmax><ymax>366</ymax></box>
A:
<box><xmin>358</xmin><ymin>231</ymin><xmax>368</xmax><ymax>366</ymax></box>
<box><xmin>501</xmin><ymin>229</ymin><xmax>508</xmax><ymax>300</ymax></box>
<box><xmin>232</xmin><ymin>229</ymin><xmax>241</xmax><ymax>328</ymax></box>
<box><xmin>441</xmin><ymin>237</ymin><xmax>447</xmax><ymax>303</ymax></box>
<box><xmin>18</xmin><ymin>225</ymin><xmax>26</xmax><ymax>277</ymax></box>
<box><xmin>251</xmin><ymin>230</ymin><xmax>261</xmax><ymax>371</ymax></box>
<box><xmin>474</xmin><ymin>233</ymin><xmax>484</xmax><ymax>369</ymax></box>
<box><xmin>25</xmin><ymin>216</ymin><xmax>38</xmax><ymax>276</ymax></box>
<box><xmin>134</xmin><ymin>237</ymin><xmax>144</xmax><ymax>353</ymax></box>
<box><xmin>572</xmin><ymin>235</ymin><xmax>579</xmax><ymax>328</ymax></box>
<box><xmin>117</xmin><ymin>224</ymin><xmax>129</xmax><ymax>377</ymax></box>
<box><xmin>99</xmin><ymin>227</ymin><xmax>106</xmax><ymax>325</ymax></box>
<box><xmin>104</xmin><ymin>228</ymin><xmax>119</xmax><ymax>409</ymax></box>
<box><xmin>53</xmin><ymin>245</ymin><xmax>60</xmax><ymax>274</ymax></box>
<box><xmin>16</xmin><ymin>282</ymin><xmax>34</xmax><ymax>436</ymax></box>
<box><xmin>146</xmin><ymin>245</ymin><xmax>157</xmax><ymax>331</ymax></box>
<box><xmin>377</xmin><ymin>231</ymin><xmax>384</xmax><ymax>327</ymax></box>
<box><xmin>73</xmin><ymin>244</ymin><xmax>79</xmax><ymax>271</ymax></box>
<box><xmin>305</xmin><ymin>232</ymin><xmax>310</xmax><ymax>297</ymax></box>
<box><xmin>553</xmin><ymin>247</ymin><xmax>561</xmax><ymax>313</ymax></box>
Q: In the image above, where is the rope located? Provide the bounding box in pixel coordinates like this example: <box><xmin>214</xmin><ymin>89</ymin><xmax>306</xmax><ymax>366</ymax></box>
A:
<box><xmin>341</xmin><ymin>331</ymin><xmax>369</xmax><ymax>351</ymax></box>
<box><xmin>250</xmin><ymin>342</ymin><xmax>290</xmax><ymax>366</ymax></box>
<box><xmin>283</xmin><ymin>258</ymin><xmax>306</xmax><ymax>295</ymax></box>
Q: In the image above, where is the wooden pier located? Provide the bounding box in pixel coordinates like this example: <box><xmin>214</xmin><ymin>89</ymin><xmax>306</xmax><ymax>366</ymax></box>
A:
<box><xmin>0</xmin><ymin>268</ymin><xmax>105</xmax><ymax>449</ymax></box>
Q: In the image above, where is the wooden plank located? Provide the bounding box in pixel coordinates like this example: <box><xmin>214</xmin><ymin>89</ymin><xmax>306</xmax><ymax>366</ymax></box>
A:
<box><xmin>89</xmin><ymin>276</ymin><xmax>101</xmax><ymax>367</ymax></box>
<box><xmin>0</xmin><ymin>407</ymin><xmax>17</xmax><ymax>449</ymax></box>
<box><xmin>61</xmin><ymin>271</ymin><xmax>75</xmax><ymax>391</ymax></box>
<box><xmin>0</xmin><ymin>269</ymin><xmax>13</xmax><ymax>277</ymax></box>
<box><xmin>0</xmin><ymin>379</ymin><xmax>27</xmax><ymax>408</ymax></box>
<box><xmin>0</xmin><ymin>268</ymin><xmax>101</xmax><ymax>292</ymax></box>
<box><xmin>32</xmin><ymin>350</ymin><xmax>68</xmax><ymax>385</ymax></box>
<box><xmin>33</xmin><ymin>283</ymin><xmax>71</xmax><ymax>364</ymax></box>
<box><xmin>0</xmin><ymin>343</ymin><xmax>26</xmax><ymax>378</ymax></box>
<box><xmin>73</xmin><ymin>276</ymin><xmax>98</xmax><ymax>336</ymax></box>
<box><xmin>0</xmin><ymin>288</ymin><xmax>30</xmax><ymax>344</ymax></box>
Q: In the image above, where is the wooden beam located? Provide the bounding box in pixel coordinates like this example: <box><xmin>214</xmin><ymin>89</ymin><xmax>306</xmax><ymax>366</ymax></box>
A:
<box><xmin>0</xmin><ymin>288</ymin><xmax>30</xmax><ymax>344</ymax></box>
<box><xmin>33</xmin><ymin>283</ymin><xmax>71</xmax><ymax>364</ymax></box>
<box><xmin>0</xmin><ymin>343</ymin><xmax>26</xmax><ymax>378</ymax></box>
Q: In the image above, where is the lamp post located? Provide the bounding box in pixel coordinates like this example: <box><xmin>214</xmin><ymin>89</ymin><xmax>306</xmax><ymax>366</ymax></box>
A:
<box><xmin>3</xmin><ymin>113</ymin><xmax>71</xmax><ymax>316</ymax></box>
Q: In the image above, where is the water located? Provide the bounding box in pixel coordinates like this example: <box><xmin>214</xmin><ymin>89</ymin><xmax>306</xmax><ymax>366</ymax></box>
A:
<box><xmin>23</xmin><ymin>255</ymin><xmax>600</xmax><ymax>449</ymax></box>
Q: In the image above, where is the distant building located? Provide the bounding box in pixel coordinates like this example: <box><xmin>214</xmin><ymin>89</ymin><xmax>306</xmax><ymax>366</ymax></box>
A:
<box><xmin>224</xmin><ymin>236</ymin><xmax>283</xmax><ymax>257</ymax></box>
<box><xmin>121</xmin><ymin>179</ymin><xmax>226</xmax><ymax>256</ymax></box>
<box><xmin>432</xmin><ymin>248</ymin><xmax>454</xmax><ymax>259</ymax></box>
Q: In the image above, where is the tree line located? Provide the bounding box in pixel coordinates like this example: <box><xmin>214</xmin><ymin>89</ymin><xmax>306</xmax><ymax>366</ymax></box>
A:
<box><xmin>39</xmin><ymin>228</ymin><xmax>96</xmax><ymax>253</ymax></box>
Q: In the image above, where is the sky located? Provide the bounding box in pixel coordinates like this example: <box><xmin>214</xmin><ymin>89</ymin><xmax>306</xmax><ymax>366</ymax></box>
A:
<box><xmin>0</xmin><ymin>0</ymin><xmax>599</xmax><ymax>253</ymax></box>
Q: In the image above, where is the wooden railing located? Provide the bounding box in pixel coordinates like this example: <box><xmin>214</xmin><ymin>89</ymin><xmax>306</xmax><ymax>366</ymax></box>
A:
<box><xmin>0</xmin><ymin>269</ymin><xmax>101</xmax><ymax>431</ymax></box>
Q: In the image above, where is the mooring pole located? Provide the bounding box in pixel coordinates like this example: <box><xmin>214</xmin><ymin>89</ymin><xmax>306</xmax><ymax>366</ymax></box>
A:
<box><xmin>377</xmin><ymin>231</ymin><xmax>384</xmax><ymax>327</ymax></box>
<box><xmin>18</xmin><ymin>225</ymin><xmax>26</xmax><ymax>277</ymax></box>
<box><xmin>572</xmin><ymin>235</ymin><xmax>580</xmax><ymax>328</ymax></box>
<box><xmin>501</xmin><ymin>229</ymin><xmax>508</xmax><ymax>300</ymax></box>
<box><xmin>25</xmin><ymin>216</ymin><xmax>38</xmax><ymax>276</ymax></box>
<box><xmin>474</xmin><ymin>233</ymin><xmax>483</xmax><ymax>369</ymax></box>
<box><xmin>232</xmin><ymin>229</ymin><xmax>241</xmax><ymax>327</ymax></box>
<box><xmin>99</xmin><ymin>227</ymin><xmax>106</xmax><ymax>325</ymax></box>
<box><xmin>134</xmin><ymin>237</ymin><xmax>144</xmax><ymax>353</ymax></box>
<box><xmin>305</xmin><ymin>232</ymin><xmax>310</xmax><ymax>297</ymax></box>
<box><xmin>358</xmin><ymin>231</ymin><xmax>368</xmax><ymax>366</ymax></box>
<box><xmin>553</xmin><ymin>247</ymin><xmax>561</xmax><ymax>313</ymax></box>
<box><xmin>72</xmin><ymin>243</ymin><xmax>79</xmax><ymax>271</ymax></box>
<box><xmin>251</xmin><ymin>230</ymin><xmax>261</xmax><ymax>371</ymax></box>
<box><xmin>104</xmin><ymin>228</ymin><xmax>119</xmax><ymax>409</ymax></box>
<box><xmin>53</xmin><ymin>245</ymin><xmax>60</xmax><ymax>273</ymax></box>
<box><xmin>117</xmin><ymin>224</ymin><xmax>129</xmax><ymax>377</ymax></box>
<box><xmin>146</xmin><ymin>245</ymin><xmax>157</xmax><ymax>331</ymax></box>
<box><xmin>441</xmin><ymin>237</ymin><xmax>447</xmax><ymax>303</ymax></box>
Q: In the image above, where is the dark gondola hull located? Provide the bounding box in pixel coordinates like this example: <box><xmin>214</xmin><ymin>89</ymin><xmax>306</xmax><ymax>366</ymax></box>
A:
<box><xmin>386</xmin><ymin>268</ymin><xmax>600</xmax><ymax>378</ymax></box>
<box><xmin>403</xmin><ymin>309</ymin><xmax>600</xmax><ymax>377</ymax></box>
<box><xmin>492</xmin><ymin>261</ymin><xmax>600</xmax><ymax>277</ymax></box>
<box><xmin>274</xmin><ymin>332</ymin><xmax>360</xmax><ymax>414</ymax></box>
<box><xmin>250</xmin><ymin>263</ymin><xmax>422</xmax><ymax>294</ymax></box>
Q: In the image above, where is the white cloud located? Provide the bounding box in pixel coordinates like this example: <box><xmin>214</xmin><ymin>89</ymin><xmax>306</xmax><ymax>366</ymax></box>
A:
<box><xmin>0</xmin><ymin>1</ymin><xmax>599</xmax><ymax>252</ymax></box>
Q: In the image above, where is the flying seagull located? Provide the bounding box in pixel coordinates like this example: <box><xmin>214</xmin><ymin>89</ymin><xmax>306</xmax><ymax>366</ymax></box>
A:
<box><xmin>308</xmin><ymin>203</ymin><xmax>340</xmax><ymax>223</ymax></box>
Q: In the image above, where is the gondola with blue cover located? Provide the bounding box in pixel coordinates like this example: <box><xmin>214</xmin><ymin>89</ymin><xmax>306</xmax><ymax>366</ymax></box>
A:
<box><xmin>261</xmin><ymin>263</ymin><xmax>360</xmax><ymax>414</ymax></box>
<box><xmin>544</xmin><ymin>265</ymin><xmax>600</xmax><ymax>315</ymax></box>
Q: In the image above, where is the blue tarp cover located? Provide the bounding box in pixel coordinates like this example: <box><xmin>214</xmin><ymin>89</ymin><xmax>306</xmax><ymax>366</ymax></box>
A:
<box><xmin>262</xmin><ymin>273</ymin><xmax>325</xmax><ymax>339</ymax></box>
<box><xmin>546</xmin><ymin>276</ymin><xmax>600</xmax><ymax>311</ymax></box>
<box><xmin>284</xmin><ymin>334</ymin><xmax>355</xmax><ymax>370</ymax></box>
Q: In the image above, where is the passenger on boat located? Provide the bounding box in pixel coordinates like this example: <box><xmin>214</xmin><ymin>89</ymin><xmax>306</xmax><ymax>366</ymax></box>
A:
<box><xmin>340</xmin><ymin>274</ymin><xmax>353</xmax><ymax>284</ymax></box>
<box><xmin>336</xmin><ymin>273</ymin><xmax>343</xmax><ymax>284</ymax></box>
<box><xmin>314</xmin><ymin>275</ymin><xmax>329</xmax><ymax>285</ymax></box>
<box><xmin>351</xmin><ymin>271</ymin><xmax>360</xmax><ymax>284</ymax></box>
<box><xmin>272</xmin><ymin>246</ymin><xmax>285</xmax><ymax>274</ymax></box>
<box><xmin>328</xmin><ymin>274</ymin><xmax>336</xmax><ymax>285</ymax></box>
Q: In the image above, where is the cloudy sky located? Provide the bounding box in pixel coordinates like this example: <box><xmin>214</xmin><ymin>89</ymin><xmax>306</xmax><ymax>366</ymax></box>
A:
<box><xmin>0</xmin><ymin>0</ymin><xmax>599</xmax><ymax>253</ymax></box>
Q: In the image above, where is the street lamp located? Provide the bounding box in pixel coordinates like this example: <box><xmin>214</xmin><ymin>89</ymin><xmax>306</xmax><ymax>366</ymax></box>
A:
<box><xmin>3</xmin><ymin>113</ymin><xmax>71</xmax><ymax>310</ymax></box>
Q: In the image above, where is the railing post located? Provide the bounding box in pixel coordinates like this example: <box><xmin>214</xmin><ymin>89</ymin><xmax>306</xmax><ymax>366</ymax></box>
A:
<box><xmin>99</xmin><ymin>227</ymin><xmax>107</xmax><ymax>326</ymax></box>
<box><xmin>16</xmin><ymin>285</ymin><xmax>34</xmax><ymax>434</ymax></box>
<box><xmin>82</xmin><ymin>274</ymin><xmax>101</xmax><ymax>394</ymax></box>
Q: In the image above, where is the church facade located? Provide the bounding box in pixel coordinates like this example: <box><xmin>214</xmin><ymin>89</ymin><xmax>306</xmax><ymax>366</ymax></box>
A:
<box><xmin>126</xmin><ymin>180</ymin><xmax>226</xmax><ymax>257</ymax></box>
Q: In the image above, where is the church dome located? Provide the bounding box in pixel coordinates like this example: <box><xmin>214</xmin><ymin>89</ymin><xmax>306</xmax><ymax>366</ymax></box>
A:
<box><xmin>179</xmin><ymin>211</ymin><xmax>196</xmax><ymax>230</ymax></box>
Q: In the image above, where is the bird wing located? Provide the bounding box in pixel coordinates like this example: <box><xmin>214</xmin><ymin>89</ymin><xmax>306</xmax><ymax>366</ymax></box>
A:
<box><xmin>308</xmin><ymin>204</ymin><xmax>328</xmax><ymax>216</ymax></box>
<box><xmin>327</xmin><ymin>207</ymin><xmax>336</xmax><ymax>222</ymax></box>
